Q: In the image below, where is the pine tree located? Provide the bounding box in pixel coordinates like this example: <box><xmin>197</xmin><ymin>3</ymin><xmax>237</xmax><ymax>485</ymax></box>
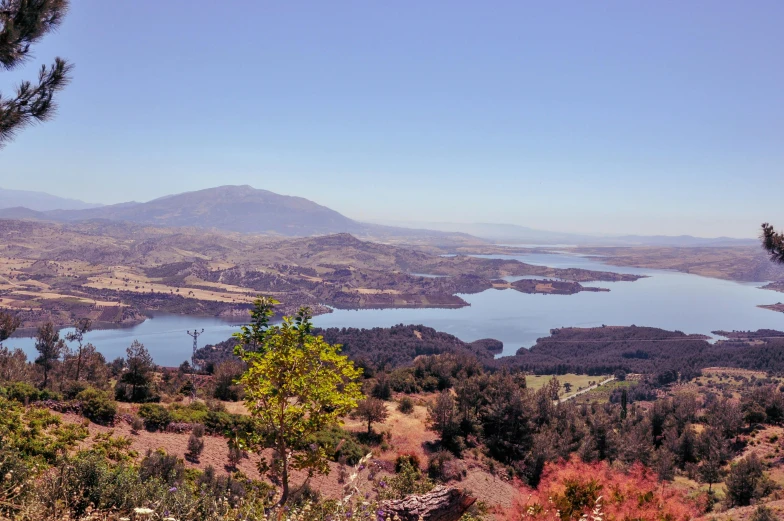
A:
<box><xmin>0</xmin><ymin>0</ymin><xmax>72</xmax><ymax>146</ymax></box>
<box><xmin>761</xmin><ymin>223</ymin><xmax>784</xmax><ymax>264</ymax></box>
<box><xmin>34</xmin><ymin>321</ymin><xmax>63</xmax><ymax>389</ymax></box>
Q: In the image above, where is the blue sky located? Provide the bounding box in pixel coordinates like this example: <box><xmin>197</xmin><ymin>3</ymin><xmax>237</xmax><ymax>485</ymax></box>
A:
<box><xmin>1</xmin><ymin>1</ymin><xmax>782</xmax><ymax>237</ymax></box>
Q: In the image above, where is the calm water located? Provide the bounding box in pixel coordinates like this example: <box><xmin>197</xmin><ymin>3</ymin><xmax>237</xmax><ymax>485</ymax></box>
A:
<box><xmin>6</xmin><ymin>253</ymin><xmax>784</xmax><ymax>365</ymax></box>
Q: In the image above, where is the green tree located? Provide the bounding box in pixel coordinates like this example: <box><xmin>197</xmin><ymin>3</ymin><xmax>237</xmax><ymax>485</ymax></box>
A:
<box><xmin>0</xmin><ymin>310</ymin><xmax>20</xmax><ymax>342</ymax></box>
<box><xmin>356</xmin><ymin>397</ymin><xmax>389</xmax><ymax>435</ymax></box>
<box><xmin>725</xmin><ymin>454</ymin><xmax>767</xmax><ymax>507</ymax></box>
<box><xmin>64</xmin><ymin>317</ymin><xmax>91</xmax><ymax>381</ymax></box>
<box><xmin>1</xmin><ymin>0</ymin><xmax>73</xmax><ymax>146</ymax></box>
<box><xmin>761</xmin><ymin>223</ymin><xmax>784</xmax><ymax>264</ymax></box>
<box><xmin>117</xmin><ymin>340</ymin><xmax>155</xmax><ymax>402</ymax></box>
<box><xmin>234</xmin><ymin>297</ymin><xmax>362</xmax><ymax>507</ymax></box>
<box><xmin>34</xmin><ymin>321</ymin><xmax>63</xmax><ymax>389</ymax></box>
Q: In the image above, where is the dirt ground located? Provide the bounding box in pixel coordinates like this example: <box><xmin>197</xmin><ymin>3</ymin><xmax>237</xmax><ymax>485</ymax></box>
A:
<box><xmin>59</xmin><ymin>399</ymin><xmax>521</xmax><ymax>514</ymax></box>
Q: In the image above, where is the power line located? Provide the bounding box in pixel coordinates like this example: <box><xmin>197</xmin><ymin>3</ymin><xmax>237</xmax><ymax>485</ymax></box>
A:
<box><xmin>186</xmin><ymin>329</ymin><xmax>204</xmax><ymax>399</ymax></box>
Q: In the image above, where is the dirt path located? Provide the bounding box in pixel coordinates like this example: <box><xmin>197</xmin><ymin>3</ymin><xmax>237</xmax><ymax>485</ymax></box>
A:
<box><xmin>559</xmin><ymin>377</ymin><xmax>615</xmax><ymax>403</ymax></box>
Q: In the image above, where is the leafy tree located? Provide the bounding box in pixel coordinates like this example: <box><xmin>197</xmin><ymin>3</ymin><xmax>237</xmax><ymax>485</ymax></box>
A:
<box><xmin>212</xmin><ymin>359</ymin><xmax>244</xmax><ymax>401</ymax></box>
<box><xmin>356</xmin><ymin>397</ymin><xmax>389</xmax><ymax>435</ymax></box>
<box><xmin>761</xmin><ymin>223</ymin><xmax>784</xmax><ymax>264</ymax></box>
<box><xmin>234</xmin><ymin>297</ymin><xmax>362</xmax><ymax>507</ymax></box>
<box><xmin>0</xmin><ymin>310</ymin><xmax>20</xmax><ymax>342</ymax></box>
<box><xmin>116</xmin><ymin>340</ymin><xmax>155</xmax><ymax>402</ymax></box>
<box><xmin>0</xmin><ymin>0</ymin><xmax>73</xmax><ymax>146</ymax></box>
<box><xmin>427</xmin><ymin>390</ymin><xmax>458</xmax><ymax>444</ymax></box>
<box><xmin>34</xmin><ymin>321</ymin><xmax>63</xmax><ymax>389</ymax></box>
<box><xmin>64</xmin><ymin>317</ymin><xmax>90</xmax><ymax>381</ymax></box>
<box><xmin>725</xmin><ymin>454</ymin><xmax>768</xmax><ymax>507</ymax></box>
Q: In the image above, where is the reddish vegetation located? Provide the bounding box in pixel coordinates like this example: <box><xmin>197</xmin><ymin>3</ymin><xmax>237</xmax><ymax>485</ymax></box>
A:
<box><xmin>508</xmin><ymin>458</ymin><xmax>700</xmax><ymax>521</ymax></box>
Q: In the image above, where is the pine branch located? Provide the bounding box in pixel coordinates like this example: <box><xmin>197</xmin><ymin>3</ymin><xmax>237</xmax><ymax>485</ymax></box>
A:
<box><xmin>761</xmin><ymin>223</ymin><xmax>784</xmax><ymax>264</ymax></box>
<box><xmin>0</xmin><ymin>55</ymin><xmax>70</xmax><ymax>145</ymax></box>
<box><xmin>0</xmin><ymin>0</ymin><xmax>69</xmax><ymax>70</ymax></box>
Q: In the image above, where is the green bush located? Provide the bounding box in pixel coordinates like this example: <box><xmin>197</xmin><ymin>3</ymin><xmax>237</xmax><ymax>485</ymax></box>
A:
<box><xmin>169</xmin><ymin>401</ymin><xmax>209</xmax><ymax>423</ymax></box>
<box><xmin>77</xmin><ymin>388</ymin><xmax>117</xmax><ymax>425</ymax></box>
<box><xmin>4</xmin><ymin>381</ymin><xmax>61</xmax><ymax>403</ymax></box>
<box><xmin>203</xmin><ymin>410</ymin><xmax>254</xmax><ymax>436</ymax></box>
<box><xmin>397</xmin><ymin>396</ymin><xmax>414</xmax><ymax>414</ymax></box>
<box><xmin>308</xmin><ymin>427</ymin><xmax>370</xmax><ymax>465</ymax></box>
<box><xmin>138</xmin><ymin>403</ymin><xmax>172</xmax><ymax>431</ymax></box>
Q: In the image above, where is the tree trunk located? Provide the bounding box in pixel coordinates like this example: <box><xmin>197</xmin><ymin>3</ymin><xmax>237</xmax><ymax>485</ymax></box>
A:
<box><xmin>380</xmin><ymin>486</ymin><xmax>476</xmax><ymax>521</ymax></box>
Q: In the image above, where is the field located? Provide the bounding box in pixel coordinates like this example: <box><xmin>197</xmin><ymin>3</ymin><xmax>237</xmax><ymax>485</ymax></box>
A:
<box><xmin>525</xmin><ymin>373</ymin><xmax>610</xmax><ymax>399</ymax></box>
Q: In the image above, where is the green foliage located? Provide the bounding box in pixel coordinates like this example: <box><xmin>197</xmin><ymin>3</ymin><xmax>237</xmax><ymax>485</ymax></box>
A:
<box><xmin>725</xmin><ymin>454</ymin><xmax>774</xmax><ymax>507</ymax></box>
<box><xmin>212</xmin><ymin>359</ymin><xmax>245</xmax><ymax>401</ymax></box>
<box><xmin>234</xmin><ymin>297</ymin><xmax>363</xmax><ymax>506</ymax></box>
<box><xmin>34</xmin><ymin>321</ymin><xmax>64</xmax><ymax>389</ymax></box>
<box><xmin>307</xmin><ymin>426</ymin><xmax>369</xmax><ymax>465</ymax></box>
<box><xmin>356</xmin><ymin>397</ymin><xmax>389</xmax><ymax>434</ymax></box>
<box><xmin>76</xmin><ymin>387</ymin><xmax>117</xmax><ymax>425</ymax></box>
<box><xmin>90</xmin><ymin>431</ymin><xmax>137</xmax><ymax>462</ymax></box>
<box><xmin>3</xmin><ymin>381</ymin><xmax>61</xmax><ymax>403</ymax></box>
<box><xmin>0</xmin><ymin>311</ymin><xmax>21</xmax><ymax>343</ymax></box>
<box><xmin>138</xmin><ymin>403</ymin><xmax>171</xmax><ymax>431</ymax></box>
<box><xmin>761</xmin><ymin>223</ymin><xmax>784</xmax><ymax>264</ymax></box>
<box><xmin>379</xmin><ymin>458</ymin><xmax>433</xmax><ymax>500</ymax></box>
<box><xmin>427</xmin><ymin>450</ymin><xmax>466</xmax><ymax>482</ymax></box>
<box><xmin>0</xmin><ymin>0</ymin><xmax>73</xmax><ymax>147</ymax></box>
<box><xmin>139</xmin><ymin>448</ymin><xmax>184</xmax><ymax>486</ymax></box>
<box><xmin>115</xmin><ymin>340</ymin><xmax>157</xmax><ymax>403</ymax></box>
<box><xmin>0</xmin><ymin>396</ymin><xmax>87</xmax><ymax>464</ymax></box>
<box><xmin>169</xmin><ymin>400</ymin><xmax>209</xmax><ymax>423</ymax></box>
<box><xmin>397</xmin><ymin>396</ymin><xmax>414</xmax><ymax>414</ymax></box>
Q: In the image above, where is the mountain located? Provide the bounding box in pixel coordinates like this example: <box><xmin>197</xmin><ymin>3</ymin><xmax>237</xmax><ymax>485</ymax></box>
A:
<box><xmin>381</xmin><ymin>220</ymin><xmax>757</xmax><ymax>247</ymax></box>
<box><xmin>40</xmin><ymin>185</ymin><xmax>364</xmax><ymax>235</ymax></box>
<box><xmin>0</xmin><ymin>186</ymin><xmax>483</xmax><ymax>245</ymax></box>
<box><xmin>0</xmin><ymin>188</ymin><xmax>102</xmax><ymax>211</ymax></box>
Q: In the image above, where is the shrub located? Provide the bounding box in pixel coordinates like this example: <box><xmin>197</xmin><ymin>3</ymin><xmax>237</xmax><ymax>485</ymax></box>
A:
<box><xmin>308</xmin><ymin>427</ymin><xmax>369</xmax><ymax>465</ymax></box>
<box><xmin>372</xmin><ymin>375</ymin><xmax>392</xmax><ymax>400</ymax></box>
<box><xmin>508</xmin><ymin>457</ymin><xmax>699</xmax><ymax>521</ymax></box>
<box><xmin>397</xmin><ymin>396</ymin><xmax>414</xmax><ymax>414</ymax></box>
<box><xmin>138</xmin><ymin>403</ymin><xmax>172</xmax><ymax>432</ymax></box>
<box><xmin>76</xmin><ymin>388</ymin><xmax>117</xmax><ymax>425</ymax></box>
<box><xmin>139</xmin><ymin>449</ymin><xmax>184</xmax><ymax>486</ymax></box>
<box><xmin>186</xmin><ymin>432</ymin><xmax>205</xmax><ymax>462</ymax></box>
<box><xmin>395</xmin><ymin>453</ymin><xmax>421</xmax><ymax>473</ymax></box>
<box><xmin>427</xmin><ymin>450</ymin><xmax>466</xmax><ymax>482</ymax></box>
<box><xmin>750</xmin><ymin>505</ymin><xmax>778</xmax><ymax>521</ymax></box>
<box><xmin>169</xmin><ymin>401</ymin><xmax>209</xmax><ymax>423</ymax></box>
<box><xmin>130</xmin><ymin>416</ymin><xmax>143</xmax><ymax>434</ymax></box>
<box><xmin>5</xmin><ymin>381</ymin><xmax>60</xmax><ymax>403</ymax></box>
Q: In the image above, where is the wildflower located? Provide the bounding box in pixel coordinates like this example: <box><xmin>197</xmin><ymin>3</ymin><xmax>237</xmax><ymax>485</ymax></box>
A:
<box><xmin>169</xmin><ymin>486</ymin><xmax>178</xmax><ymax>492</ymax></box>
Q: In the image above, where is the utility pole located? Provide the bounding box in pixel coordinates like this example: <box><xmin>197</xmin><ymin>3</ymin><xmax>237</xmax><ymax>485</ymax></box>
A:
<box><xmin>186</xmin><ymin>329</ymin><xmax>204</xmax><ymax>399</ymax></box>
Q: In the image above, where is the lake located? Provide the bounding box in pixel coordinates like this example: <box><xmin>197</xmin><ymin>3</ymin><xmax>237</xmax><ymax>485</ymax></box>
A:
<box><xmin>6</xmin><ymin>252</ymin><xmax>784</xmax><ymax>365</ymax></box>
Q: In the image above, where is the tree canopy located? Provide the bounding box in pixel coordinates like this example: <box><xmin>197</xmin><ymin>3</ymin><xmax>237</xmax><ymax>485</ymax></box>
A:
<box><xmin>0</xmin><ymin>0</ymin><xmax>72</xmax><ymax>146</ymax></box>
<box><xmin>233</xmin><ymin>297</ymin><xmax>363</xmax><ymax>507</ymax></box>
<box><xmin>761</xmin><ymin>223</ymin><xmax>784</xmax><ymax>264</ymax></box>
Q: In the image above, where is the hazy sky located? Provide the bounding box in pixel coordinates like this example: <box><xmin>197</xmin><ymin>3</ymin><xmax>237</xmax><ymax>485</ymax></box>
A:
<box><xmin>1</xmin><ymin>1</ymin><xmax>782</xmax><ymax>237</ymax></box>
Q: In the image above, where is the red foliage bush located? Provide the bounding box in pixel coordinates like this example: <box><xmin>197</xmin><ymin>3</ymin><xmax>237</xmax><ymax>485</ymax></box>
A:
<box><xmin>508</xmin><ymin>457</ymin><xmax>700</xmax><ymax>521</ymax></box>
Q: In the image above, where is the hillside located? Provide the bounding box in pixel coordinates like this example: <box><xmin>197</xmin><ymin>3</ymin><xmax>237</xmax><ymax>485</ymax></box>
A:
<box><xmin>0</xmin><ymin>219</ymin><xmax>642</xmax><ymax>329</ymax></box>
<box><xmin>0</xmin><ymin>188</ymin><xmax>102</xmax><ymax>211</ymax></box>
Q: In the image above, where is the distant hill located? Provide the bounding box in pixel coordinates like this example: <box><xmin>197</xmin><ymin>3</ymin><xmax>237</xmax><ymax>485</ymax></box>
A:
<box><xmin>43</xmin><ymin>185</ymin><xmax>365</xmax><ymax>236</ymax></box>
<box><xmin>0</xmin><ymin>185</ymin><xmax>484</xmax><ymax>244</ymax></box>
<box><xmin>382</xmin><ymin>220</ymin><xmax>757</xmax><ymax>247</ymax></box>
<box><xmin>0</xmin><ymin>188</ymin><xmax>102</xmax><ymax>211</ymax></box>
